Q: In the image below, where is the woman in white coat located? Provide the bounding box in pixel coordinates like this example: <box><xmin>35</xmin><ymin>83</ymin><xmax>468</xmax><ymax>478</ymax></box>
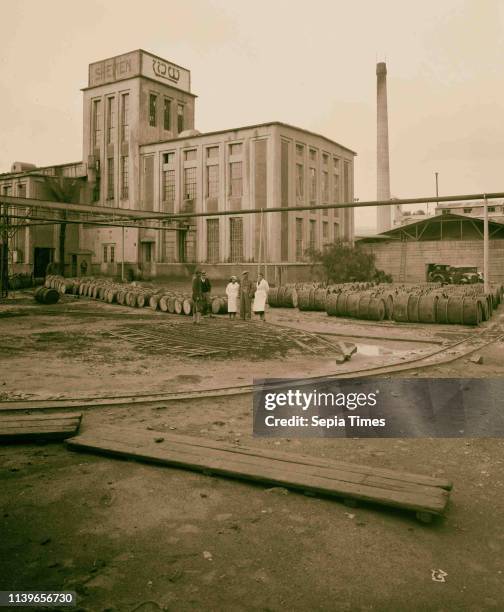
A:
<box><xmin>253</xmin><ymin>273</ymin><xmax>270</xmax><ymax>321</ymax></box>
<box><xmin>225</xmin><ymin>275</ymin><xmax>240</xmax><ymax>319</ymax></box>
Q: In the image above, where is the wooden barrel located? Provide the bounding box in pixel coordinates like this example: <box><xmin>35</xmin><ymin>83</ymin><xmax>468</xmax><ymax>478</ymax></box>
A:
<box><xmin>91</xmin><ymin>284</ymin><xmax>100</xmax><ymax>299</ymax></box>
<box><xmin>125</xmin><ymin>291</ymin><xmax>137</xmax><ymax>307</ymax></box>
<box><xmin>211</xmin><ymin>296</ymin><xmax>228</xmax><ymax>314</ymax></box>
<box><xmin>159</xmin><ymin>294</ymin><xmax>171</xmax><ymax>312</ymax></box>
<box><xmin>167</xmin><ymin>296</ymin><xmax>177</xmax><ymax>314</ymax></box>
<box><xmin>174</xmin><ymin>297</ymin><xmax>184</xmax><ymax>314</ymax></box>
<box><xmin>392</xmin><ymin>293</ymin><xmax>410</xmax><ymax>322</ymax></box>
<box><xmin>297</xmin><ymin>288</ymin><xmax>315</xmax><ymax>311</ymax></box>
<box><xmin>116</xmin><ymin>290</ymin><xmax>126</xmax><ymax>305</ymax></box>
<box><xmin>461</xmin><ymin>297</ymin><xmax>480</xmax><ymax>326</ymax></box>
<box><xmin>137</xmin><ymin>293</ymin><xmax>151</xmax><ymax>308</ymax></box>
<box><xmin>477</xmin><ymin>296</ymin><xmax>489</xmax><ymax>321</ymax></box>
<box><xmin>106</xmin><ymin>289</ymin><xmax>117</xmax><ymax>304</ymax></box>
<box><xmin>313</xmin><ymin>288</ymin><xmax>328</xmax><ymax>311</ymax></box>
<box><xmin>346</xmin><ymin>293</ymin><xmax>361</xmax><ymax>318</ymax></box>
<box><xmin>417</xmin><ymin>295</ymin><xmax>438</xmax><ymax>324</ymax></box>
<box><xmin>268</xmin><ymin>287</ymin><xmax>280</xmax><ymax>307</ymax></box>
<box><xmin>383</xmin><ymin>293</ymin><xmax>394</xmax><ymax>320</ymax></box>
<box><xmin>446</xmin><ymin>296</ymin><xmax>464</xmax><ymax>324</ymax></box>
<box><xmin>336</xmin><ymin>292</ymin><xmax>350</xmax><ymax>316</ymax></box>
<box><xmin>406</xmin><ymin>295</ymin><xmax>420</xmax><ymax>323</ymax></box>
<box><xmin>182</xmin><ymin>298</ymin><xmax>193</xmax><ymax>315</ymax></box>
<box><xmin>435</xmin><ymin>296</ymin><xmax>449</xmax><ymax>323</ymax></box>
<box><xmin>281</xmin><ymin>286</ymin><xmax>298</xmax><ymax>308</ymax></box>
<box><xmin>325</xmin><ymin>293</ymin><xmax>338</xmax><ymax>316</ymax></box>
<box><xmin>358</xmin><ymin>295</ymin><xmax>386</xmax><ymax>321</ymax></box>
<box><xmin>149</xmin><ymin>294</ymin><xmax>160</xmax><ymax>310</ymax></box>
<box><xmin>34</xmin><ymin>287</ymin><xmax>60</xmax><ymax>305</ymax></box>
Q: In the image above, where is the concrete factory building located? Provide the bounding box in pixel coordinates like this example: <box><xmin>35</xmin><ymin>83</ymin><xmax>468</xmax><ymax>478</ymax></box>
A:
<box><xmin>0</xmin><ymin>50</ymin><xmax>355</xmax><ymax>280</ymax></box>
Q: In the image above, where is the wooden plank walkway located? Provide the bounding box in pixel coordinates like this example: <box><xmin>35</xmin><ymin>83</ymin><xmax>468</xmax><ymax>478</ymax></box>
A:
<box><xmin>66</xmin><ymin>426</ymin><xmax>452</xmax><ymax>522</ymax></box>
<box><xmin>0</xmin><ymin>412</ymin><xmax>82</xmax><ymax>442</ymax></box>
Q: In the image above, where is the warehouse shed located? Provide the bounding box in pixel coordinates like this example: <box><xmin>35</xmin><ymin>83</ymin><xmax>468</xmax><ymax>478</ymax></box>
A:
<box><xmin>357</xmin><ymin>213</ymin><xmax>504</xmax><ymax>283</ymax></box>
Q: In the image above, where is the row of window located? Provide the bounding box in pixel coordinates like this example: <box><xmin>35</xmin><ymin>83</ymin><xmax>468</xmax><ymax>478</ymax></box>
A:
<box><xmin>93</xmin><ymin>93</ymin><xmax>129</xmax><ymax>149</ymax></box>
<box><xmin>106</xmin><ymin>156</ymin><xmax>129</xmax><ymax>200</ymax></box>
<box><xmin>148</xmin><ymin>93</ymin><xmax>184</xmax><ymax>132</ymax></box>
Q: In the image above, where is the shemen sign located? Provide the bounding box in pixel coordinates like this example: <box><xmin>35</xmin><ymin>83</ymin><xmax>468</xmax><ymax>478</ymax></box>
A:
<box><xmin>152</xmin><ymin>59</ymin><xmax>180</xmax><ymax>84</ymax></box>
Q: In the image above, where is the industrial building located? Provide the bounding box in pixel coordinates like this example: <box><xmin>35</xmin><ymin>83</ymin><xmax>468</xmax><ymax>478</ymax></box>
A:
<box><xmin>0</xmin><ymin>50</ymin><xmax>355</xmax><ymax>281</ymax></box>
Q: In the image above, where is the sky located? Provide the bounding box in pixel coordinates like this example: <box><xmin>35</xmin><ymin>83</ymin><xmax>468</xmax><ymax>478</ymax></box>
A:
<box><xmin>1</xmin><ymin>0</ymin><xmax>503</xmax><ymax>232</ymax></box>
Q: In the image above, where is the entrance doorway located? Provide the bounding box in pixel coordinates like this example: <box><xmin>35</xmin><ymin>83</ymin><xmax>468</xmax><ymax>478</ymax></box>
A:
<box><xmin>178</xmin><ymin>230</ymin><xmax>187</xmax><ymax>263</ymax></box>
<box><xmin>34</xmin><ymin>247</ymin><xmax>53</xmax><ymax>277</ymax></box>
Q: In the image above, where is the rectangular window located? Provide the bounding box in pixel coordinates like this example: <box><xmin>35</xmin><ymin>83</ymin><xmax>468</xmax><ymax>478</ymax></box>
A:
<box><xmin>163</xmin><ymin>169</ymin><xmax>176</xmax><ymax>210</ymax></box>
<box><xmin>107</xmin><ymin>157</ymin><xmax>114</xmax><ymax>200</ymax></box>
<box><xmin>229</xmin><ymin>217</ymin><xmax>243</xmax><ymax>262</ymax></box>
<box><xmin>17</xmin><ymin>183</ymin><xmax>26</xmax><ymax>198</ymax></box>
<box><xmin>207</xmin><ymin>146</ymin><xmax>219</xmax><ymax>158</ymax></box>
<box><xmin>229</xmin><ymin>143</ymin><xmax>243</xmax><ymax>156</ymax></box>
<box><xmin>110</xmin><ymin>245</ymin><xmax>115</xmax><ymax>263</ymax></box>
<box><xmin>107</xmin><ymin>97</ymin><xmax>115</xmax><ymax>144</ymax></box>
<box><xmin>230</xmin><ymin>161</ymin><xmax>243</xmax><ymax>197</ymax></box>
<box><xmin>295</xmin><ymin>218</ymin><xmax>303</xmax><ymax>261</ymax></box>
<box><xmin>333</xmin><ymin>174</ymin><xmax>340</xmax><ymax>208</ymax></box>
<box><xmin>309</xmin><ymin>220</ymin><xmax>316</xmax><ymax>251</ymax></box>
<box><xmin>323</xmin><ymin>221</ymin><xmax>328</xmax><ymax>241</ymax></box>
<box><xmin>488</xmin><ymin>206</ymin><xmax>496</xmax><ymax>213</ymax></box>
<box><xmin>177</xmin><ymin>104</ymin><xmax>184</xmax><ymax>133</ymax></box>
<box><xmin>322</xmin><ymin>153</ymin><xmax>329</xmax><ymax>166</ymax></box>
<box><xmin>120</xmin><ymin>156</ymin><xmax>129</xmax><ymax>199</ymax></box>
<box><xmin>149</xmin><ymin>94</ymin><xmax>157</xmax><ymax>127</ymax></box>
<box><xmin>207</xmin><ymin>219</ymin><xmax>220</xmax><ymax>263</ymax></box>
<box><xmin>296</xmin><ymin>163</ymin><xmax>304</xmax><ymax>203</ymax></box>
<box><xmin>207</xmin><ymin>164</ymin><xmax>219</xmax><ymax>198</ymax></box>
<box><xmin>93</xmin><ymin>99</ymin><xmax>102</xmax><ymax>148</ymax></box>
<box><xmin>463</xmin><ymin>208</ymin><xmax>472</xmax><ymax>213</ymax></box>
<box><xmin>163</xmin><ymin>152</ymin><xmax>175</xmax><ymax>165</ymax></box>
<box><xmin>163</xmin><ymin>98</ymin><xmax>171</xmax><ymax>131</ymax></box>
<box><xmin>103</xmin><ymin>245</ymin><xmax>108</xmax><ymax>263</ymax></box>
<box><xmin>184</xmin><ymin>149</ymin><xmax>197</xmax><ymax>161</ymax></box>
<box><xmin>344</xmin><ymin>161</ymin><xmax>351</xmax><ymax>202</ymax></box>
<box><xmin>3</xmin><ymin>185</ymin><xmax>12</xmax><ymax>195</ymax></box>
<box><xmin>121</xmin><ymin>93</ymin><xmax>129</xmax><ymax>141</ymax></box>
<box><xmin>309</xmin><ymin>149</ymin><xmax>317</xmax><ymax>162</ymax></box>
<box><xmin>334</xmin><ymin>223</ymin><xmax>340</xmax><ymax>240</ymax></box>
<box><xmin>296</xmin><ymin>144</ymin><xmax>304</xmax><ymax>157</ymax></box>
<box><xmin>322</xmin><ymin>171</ymin><xmax>329</xmax><ymax>202</ymax></box>
<box><xmin>333</xmin><ymin>157</ymin><xmax>340</xmax><ymax>170</ymax></box>
<box><xmin>184</xmin><ymin>167</ymin><xmax>197</xmax><ymax>200</ymax></box>
<box><xmin>310</xmin><ymin>167</ymin><xmax>317</xmax><ymax>203</ymax></box>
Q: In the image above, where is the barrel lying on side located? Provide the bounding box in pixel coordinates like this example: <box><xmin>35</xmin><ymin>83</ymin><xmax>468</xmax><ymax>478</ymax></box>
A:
<box><xmin>34</xmin><ymin>287</ymin><xmax>60</xmax><ymax>305</ymax></box>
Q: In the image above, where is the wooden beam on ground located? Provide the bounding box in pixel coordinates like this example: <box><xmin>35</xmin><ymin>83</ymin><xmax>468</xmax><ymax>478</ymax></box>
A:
<box><xmin>0</xmin><ymin>412</ymin><xmax>82</xmax><ymax>442</ymax></box>
<box><xmin>66</xmin><ymin>426</ymin><xmax>452</xmax><ymax>521</ymax></box>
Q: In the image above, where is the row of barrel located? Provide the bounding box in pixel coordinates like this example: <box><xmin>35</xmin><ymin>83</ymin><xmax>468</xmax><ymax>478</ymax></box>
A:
<box><xmin>44</xmin><ymin>275</ymin><xmax>229</xmax><ymax>316</ymax></box>
<box><xmin>267</xmin><ymin>282</ymin><xmax>503</xmax><ymax>326</ymax></box>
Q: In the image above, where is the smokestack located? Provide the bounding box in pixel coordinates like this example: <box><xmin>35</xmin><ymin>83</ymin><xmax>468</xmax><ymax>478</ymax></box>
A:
<box><xmin>376</xmin><ymin>61</ymin><xmax>392</xmax><ymax>233</ymax></box>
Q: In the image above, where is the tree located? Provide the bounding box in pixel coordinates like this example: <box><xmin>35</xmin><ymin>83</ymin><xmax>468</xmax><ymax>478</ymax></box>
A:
<box><xmin>307</xmin><ymin>240</ymin><xmax>391</xmax><ymax>283</ymax></box>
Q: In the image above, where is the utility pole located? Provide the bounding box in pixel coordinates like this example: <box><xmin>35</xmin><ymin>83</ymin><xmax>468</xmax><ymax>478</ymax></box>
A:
<box><xmin>483</xmin><ymin>194</ymin><xmax>489</xmax><ymax>294</ymax></box>
<box><xmin>0</xmin><ymin>203</ymin><xmax>9</xmax><ymax>299</ymax></box>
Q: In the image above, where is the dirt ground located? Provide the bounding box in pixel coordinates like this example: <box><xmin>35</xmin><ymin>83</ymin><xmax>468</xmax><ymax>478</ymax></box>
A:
<box><xmin>1</xmin><ymin>291</ymin><xmax>504</xmax><ymax>611</ymax></box>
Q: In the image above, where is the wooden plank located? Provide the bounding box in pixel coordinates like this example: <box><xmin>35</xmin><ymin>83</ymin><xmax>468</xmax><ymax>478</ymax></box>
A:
<box><xmin>66</xmin><ymin>426</ymin><xmax>450</xmax><ymax>516</ymax></box>
<box><xmin>0</xmin><ymin>413</ymin><xmax>81</xmax><ymax>442</ymax></box>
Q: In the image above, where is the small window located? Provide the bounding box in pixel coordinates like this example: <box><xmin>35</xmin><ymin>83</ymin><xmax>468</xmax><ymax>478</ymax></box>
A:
<box><xmin>296</xmin><ymin>144</ymin><xmax>304</xmax><ymax>157</ymax></box>
<box><xmin>103</xmin><ymin>245</ymin><xmax>108</xmax><ymax>263</ymax></box>
<box><xmin>333</xmin><ymin>157</ymin><xmax>340</xmax><ymax>170</ymax></box>
<box><xmin>229</xmin><ymin>143</ymin><xmax>242</xmax><ymax>156</ymax></box>
<box><xmin>149</xmin><ymin>94</ymin><xmax>157</xmax><ymax>127</ymax></box>
<box><xmin>207</xmin><ymin>146</ymin><xmax>219</xmax><ymax>159</ymax></box>
<box><xmin>184</xmin><ymin>149</ymin><xmax>197</xmax><ymax>162</ymax></box>
<box><xmin>163</xmin><ymin>152</ymin><xmax>175</xmax><ymax>165</ymax></box>
<box><xmin>488</xmin><ymin>206</ymin><xmax>496</xmax><ymax>213</ymax></box>
<box><xmin>463</xmin><ymin>208</ymin><xmax>472</xmax><ymax>213</ymax></box>
<box><xmin>309</xmin><ymin>149</ymin><xmax>317</xmax><ymax>162</ymax></box>
<box><xmin>442</xmin><ymin>209</ymin><xmax>451</xmax><ymax>214</ymax></box>
<box><xmin>322</xmin><ymin>153</ymin><xmax>329</xmax><ymax>165</ymax></box>
<box><xmin>110</xmin><ymin>245</ymin><xmax>115</xmax><ymax>263</ymax></box>
<box><xmin>177</xmin><ymin>104</ymin><xmax>184</xmax><ymax>133</ymax></box>
<box><xmin>163</xmin><ymin>98</ymin><xmax>171</xmax><ymax>131</ymax></box>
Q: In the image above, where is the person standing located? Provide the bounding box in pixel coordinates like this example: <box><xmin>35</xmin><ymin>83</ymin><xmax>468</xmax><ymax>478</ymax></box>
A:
<box><xmin>239</xmin><ymin>271</ymin><xmax>253</xmax><ymax>320</ymax></box>
<box><xmin>226</xmin><ymin>275</ymin><xmax>240</xmax><ymax>320</ymax></box>
<box><xmin>200</xmin><ymin>270</ymin><xmax>212</xmax><ymax>316</ymax></box>
<box><xmin>192</xmin><ymin>270</ymin><xmax>203</xmax><ymax>324</ymax></box>
<box><xmin>253</xmin><ymin>272</ymin><xmax>270</xmax><ymax>321</ymax></box>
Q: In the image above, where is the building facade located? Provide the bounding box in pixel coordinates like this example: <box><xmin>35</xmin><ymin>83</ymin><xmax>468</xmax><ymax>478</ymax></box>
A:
<box><xmin>0</xmin><ymin>50</ymin><xmax>355</xmax><ymax>280</ymax></box>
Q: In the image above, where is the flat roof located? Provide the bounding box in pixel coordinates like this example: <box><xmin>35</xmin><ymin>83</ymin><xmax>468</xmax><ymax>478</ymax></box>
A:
<box><xmin>0</xmin><ymin>161</ymin><xmax>84</xmax><ymax>179</ymax></box>
<box><xmin>140</xmin><ymin>121</ymin><xmax>357</xmax><ymax>155</ymax></box>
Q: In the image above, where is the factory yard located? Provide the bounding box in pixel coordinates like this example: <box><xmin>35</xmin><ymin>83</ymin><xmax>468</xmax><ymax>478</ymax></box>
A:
<box><xmin>2</xmin><ymin>287</ymin><xmax>504</xmax><ymax>611</ymax></box>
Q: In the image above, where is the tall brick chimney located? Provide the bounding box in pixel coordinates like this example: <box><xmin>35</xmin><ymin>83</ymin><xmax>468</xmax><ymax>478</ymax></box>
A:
<box><xmin>376</xmin><ymin>61</ymin><xmax>392</xmax><ymax>233</ymax></box>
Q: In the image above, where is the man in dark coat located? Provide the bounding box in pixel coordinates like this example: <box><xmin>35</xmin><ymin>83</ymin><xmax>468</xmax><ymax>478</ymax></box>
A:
<box><xmin>239</xmin><ymin>271</ymin><xmax>253</xmax><ymax>320</ymax></box>
<box><xmin>200</xmin><ymin>271</ymin><xmax>212</xmax><ymax>316</ymax></box>
<box><xmin>192</xmin><ymin>270</ymin><xmax>203</xmax><ymax>324</ymax></box>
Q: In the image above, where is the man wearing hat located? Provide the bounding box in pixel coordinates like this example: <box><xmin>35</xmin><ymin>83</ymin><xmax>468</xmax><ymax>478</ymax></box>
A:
<box><xmin>200</xmin><ymin>270</ymin><xmax>213</xmax><ymax>317</ymax></box>
<box><xmin>239</xmin><ymin>271</ymin><xmax>253</xmax><ymax>320</ymax></box>
<box><xmin>192</xmin><ymin>269</ymin><xmax>203</xmax><ymax>324</ymax></box>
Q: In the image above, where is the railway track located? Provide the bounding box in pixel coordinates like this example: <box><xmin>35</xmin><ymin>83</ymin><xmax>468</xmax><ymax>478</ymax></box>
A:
<box><xmin>1</xmin><ymin>322</ymin><xmax>502</xmax><ymax>414</ymax></box>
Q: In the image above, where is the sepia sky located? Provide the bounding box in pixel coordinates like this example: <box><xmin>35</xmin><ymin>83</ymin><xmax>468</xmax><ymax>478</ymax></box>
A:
<box><xmin>1</xmin><ymin>0</ymin><xmax>503</xmax><ymax>231</ymax></box>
